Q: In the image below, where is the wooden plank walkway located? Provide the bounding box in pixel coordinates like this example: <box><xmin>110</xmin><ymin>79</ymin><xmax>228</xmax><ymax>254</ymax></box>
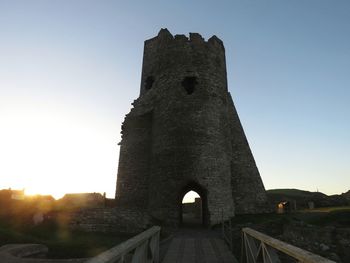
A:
<box><xmin>160</xmin><ymin>228</ymin><xmax>238</xmax><ymax>263</ymax></box>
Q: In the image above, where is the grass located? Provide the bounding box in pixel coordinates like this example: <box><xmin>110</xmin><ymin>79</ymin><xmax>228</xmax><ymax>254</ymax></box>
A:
<box><xmin>0</xmin><ymin>217</ymin><xmax>132</xmax><ymax>259</ymax></box>
<box><xmin>304</xmin><ymin>206</ymin><xmax>350</xmax><ymax>212</ymax></box>
<box><xmin>231</xmin><ymin>212</ymin><xmax>289</xmax><ymax>225</ymax></box>
<box><xmin>230</xmin><ymin>206</ymin><xmax>350</xmax><ymax>228</ymax></box>
<box><xmin>303</xmin><ymin>207</ymin><xmax>350</xmax><ymax>226</ymax></box>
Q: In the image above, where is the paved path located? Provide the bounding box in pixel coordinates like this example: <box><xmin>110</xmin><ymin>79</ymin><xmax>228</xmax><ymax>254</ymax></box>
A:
<box><xmin>160</xmin><ymin>228</ymin><xmax>238</xmax><ymax>263</ymax></box>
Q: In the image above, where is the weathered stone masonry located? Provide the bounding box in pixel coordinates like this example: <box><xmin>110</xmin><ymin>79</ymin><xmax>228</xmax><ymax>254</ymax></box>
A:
<box><xmin>115</xmin><ymin>29</ymin><xmax>269</xmax><ymax>227</ymax></box>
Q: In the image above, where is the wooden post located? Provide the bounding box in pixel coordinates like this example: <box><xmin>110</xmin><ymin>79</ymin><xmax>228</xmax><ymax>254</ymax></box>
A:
<box><xmin>229</xmin><ymin>218</ymin><xmax>232</xmax><ymax>251</ymax></box>
<box><xmin>240</xmin><ymin>232</ymin><xmax>245</xmax><ymax>263</ymax></box>
<box><xmin>222</xmin><ymin>208</ymin><xmax>224</xmax><ymax>238</ymax></box>
<box><xmin>86</xmin><ymin>226</ymin><xmax>161</xmax><ymax>263</ymax></box>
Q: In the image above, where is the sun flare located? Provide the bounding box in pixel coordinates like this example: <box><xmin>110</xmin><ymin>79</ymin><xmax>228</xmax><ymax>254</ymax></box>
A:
<box><xmin>0</xmin><ymin>100</ymin><xmax>118</xmax><ymax>199</ymax></box>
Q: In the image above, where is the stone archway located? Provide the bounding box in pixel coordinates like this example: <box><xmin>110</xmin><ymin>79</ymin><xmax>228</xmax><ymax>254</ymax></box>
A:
<box><xmin>178</xmin><ymin>181</ymin><xmax>209</xmax><ymax>227</ymax></box>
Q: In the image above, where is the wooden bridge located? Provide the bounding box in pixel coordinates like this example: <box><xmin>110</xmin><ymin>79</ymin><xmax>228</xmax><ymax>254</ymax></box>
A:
<box><xmin>1</xmin><ymin>225</ymin><xmax>336</xmax><ymax>262</ymax></box>
<box><xmin>84</xmin><ymin>226</ymin><xmax>237</xmax><ymax>263</ymax></box>
<box><xmin>0</xmin><ymin>226</ymin><xmax>334</xmax><ymax>263</ymax></box>
<box><xmin>86</xmin><ymin>224</ymin><xmax>336</xmax><ymax>263</ymax></box>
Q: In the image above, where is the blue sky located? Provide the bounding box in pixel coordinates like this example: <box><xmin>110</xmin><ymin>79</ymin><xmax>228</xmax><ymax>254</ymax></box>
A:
<box><xmin>0</xmin><ymin>0</ymin><xmax>349</xmax><ymax>198</ymax></box>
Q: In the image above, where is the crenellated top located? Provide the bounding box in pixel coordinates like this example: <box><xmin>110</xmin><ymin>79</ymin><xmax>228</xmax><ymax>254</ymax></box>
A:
<box><xmin>139</xmin><ymin>28</ymin><xmax>228</xmax><ymax>97</ymax></box>
<box><xmin>144</xmin><ymin>28</ymin><xmax>225</xmax><ymax>51</ymax></box>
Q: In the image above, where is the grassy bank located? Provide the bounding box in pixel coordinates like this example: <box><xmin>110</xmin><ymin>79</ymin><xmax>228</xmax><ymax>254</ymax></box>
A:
<box><xmin>231</xmin><ymin>206</ymin><xmax>350</xmax><ymax>227</ymax></box>
<box><xmin>0</xmin><ymin>217</ymin><xmax>131</xmax><ymax>258</ymax></box>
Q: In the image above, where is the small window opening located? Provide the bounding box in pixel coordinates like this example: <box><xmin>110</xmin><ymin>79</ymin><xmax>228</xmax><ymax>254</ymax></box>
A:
<box><xmin>145</xmin><ymin>76</ymin><xmax>154</xmax><ymax>90</ymax></box>
<box><xmin>182</xmin><ymin>76</ymin><xmax>197</xmax><ymax>94</ymax></box>
<box><xmin>182</xmin><ymin>190</ymin><xmax>202</xmax><ymax>226</ymax></box>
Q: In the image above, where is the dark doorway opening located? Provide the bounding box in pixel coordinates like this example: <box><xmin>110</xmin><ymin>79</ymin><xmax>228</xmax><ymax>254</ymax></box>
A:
<box><xmin>182</xmin><ymin>191</ymin><xmax>202</xmax><ymax>226</ymax></box>
<box><xmin>179</xmin><ymin>182</ymin><xmax>208</xmax><ymax>227</ymax></box>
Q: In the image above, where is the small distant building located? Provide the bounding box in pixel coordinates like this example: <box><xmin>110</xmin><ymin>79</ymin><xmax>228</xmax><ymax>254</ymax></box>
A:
<box><xmin>277</xmin><ymin>201</ymin><xmax>290</xmax><ymax>214</ymax></box>
<box><xmin>11</xmin><ymin>191</ymin><xmax>25</xmax><ymax>200</ymax></box>
<box><xmin>277</xmin><ymin>200</ymin><xmax>297</xmax><ymax>213</ymax></box>
<box><xmin>59</xmin><ymin>193</ymin><xmax>105</xmax><ymax>209</ymax></box>
<box><xmin>0</xmin><ymin>188</ymin><xmax>25</xmax><ymax>201</ymax></box>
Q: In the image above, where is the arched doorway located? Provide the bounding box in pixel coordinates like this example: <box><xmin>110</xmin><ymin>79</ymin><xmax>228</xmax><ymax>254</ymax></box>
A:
<box><xmin>179</xmin><ymin>182</ymin><xmax>208</xmax><ymax>227</ymax></box>
<box><xmin>182</xmin><ymin>190</ymin><xmax>202</xmax><ymax>225</ymax></box>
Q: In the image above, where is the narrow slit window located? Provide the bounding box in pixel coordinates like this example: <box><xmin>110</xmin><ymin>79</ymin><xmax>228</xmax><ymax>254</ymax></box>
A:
<box><xmin>145</xmin><ymin>76</ymin><xmax>154</xmax><ymax>90</ymax></box>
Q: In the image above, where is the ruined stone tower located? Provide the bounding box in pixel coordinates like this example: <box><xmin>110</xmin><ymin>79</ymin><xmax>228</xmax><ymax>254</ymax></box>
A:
<box><xmin>116</xmin><ymin>29</ymin><xmax>268</xmax><ymax>226</ymax></box>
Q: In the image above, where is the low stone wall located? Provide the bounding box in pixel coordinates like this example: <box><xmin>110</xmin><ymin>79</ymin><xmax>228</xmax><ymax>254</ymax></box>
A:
<box><xmin>0</xmin><ymin>244</ymin><xmax>86</xmax><ymax>263</ymax></box>
<box><xmin>69</xmin><ymin>207</ymin><xmax>151</xmax><ymax>234</ymax></box>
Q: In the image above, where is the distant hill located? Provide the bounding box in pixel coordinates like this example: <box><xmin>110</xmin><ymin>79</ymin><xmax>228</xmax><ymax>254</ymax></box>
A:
<box><xmin>266</xmin><ymin>188</ymin><xmax>349</xmax><ymax>210</ymax></box>
<box><xmin>342</xmin><ymin>190</ymin><xmax>350</xmax><ymax>199</ymax></box>
<box><xmin>267</xmin><ymin>188</ymin><xmax>326</xmax><ymax>197</ymax></box>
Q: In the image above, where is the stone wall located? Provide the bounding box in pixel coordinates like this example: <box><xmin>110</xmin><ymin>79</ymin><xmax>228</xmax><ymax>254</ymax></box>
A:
<box><xmin>227</xmin><ymin>94</ymin><xmax>269</xmax><ymax>214</ymax></box>
<box><xmin>69</xmin><ymin>207</ymin><xmax>151</xmax><ymax>234</ymax></box>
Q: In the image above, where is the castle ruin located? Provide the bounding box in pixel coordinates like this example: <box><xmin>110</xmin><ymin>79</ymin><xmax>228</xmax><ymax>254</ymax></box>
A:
<box><xmin>115</xmin><ymin>29</ymin><xmax>268</xmax><ymax>227</ymax></box>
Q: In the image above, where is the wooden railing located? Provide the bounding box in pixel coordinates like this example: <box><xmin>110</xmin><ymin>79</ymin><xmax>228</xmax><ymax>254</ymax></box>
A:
<box><xmin>86</xmin><ymin>226</ymin><xmax>160</xmax><ymax>263</ymax></box>
<box><xmin>241</xmin><ymin>227</ymin><xmax>336</xmax><ymax>263</ymax></box>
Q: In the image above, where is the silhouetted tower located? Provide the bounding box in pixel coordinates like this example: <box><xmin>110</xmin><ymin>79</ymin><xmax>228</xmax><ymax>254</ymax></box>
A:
<box><xmin>116</xmin><ymin>29</ymin><xmax>268</xmax><ymax>226</ymax></box>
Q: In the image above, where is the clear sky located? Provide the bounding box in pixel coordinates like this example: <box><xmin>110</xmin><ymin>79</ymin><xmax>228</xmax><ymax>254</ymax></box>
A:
<box><xmin>0</xmin><ymin>0</ymin><xmax>349</xmax><ymax>199</ymax></box>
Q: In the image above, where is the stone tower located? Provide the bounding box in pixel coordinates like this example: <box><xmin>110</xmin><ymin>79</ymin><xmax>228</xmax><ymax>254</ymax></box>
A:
<box><xmin>116</xmin><ymin>29</ymin><xmax>268</xmax><ymax>226</ymax></box>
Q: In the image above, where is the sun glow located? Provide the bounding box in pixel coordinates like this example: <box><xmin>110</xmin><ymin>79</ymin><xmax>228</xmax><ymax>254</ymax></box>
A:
<box><xmin>182</xmin><ymin>191</ymin><xmax>200</xmax><ymax>204</ymax></box>
<box><xmin>0</xmin><ymin>99</ymin><xmax>118</xmax><ymax>199</ymax></box>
